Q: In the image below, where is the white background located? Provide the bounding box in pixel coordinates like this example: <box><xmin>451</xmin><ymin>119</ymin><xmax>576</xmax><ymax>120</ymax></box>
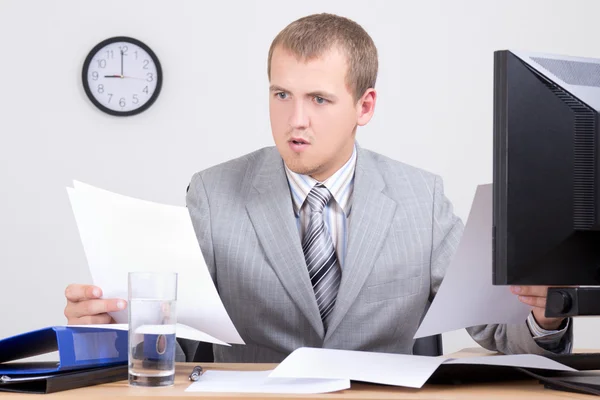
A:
<box><xmin>1</xmin><ymin>0</ymin><xmax>599</xmax><ymax>354</ymax></box>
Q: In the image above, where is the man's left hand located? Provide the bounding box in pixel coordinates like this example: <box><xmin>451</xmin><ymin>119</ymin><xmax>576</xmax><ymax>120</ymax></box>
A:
<box><xmin>510</xmin><ymin>286</ymin><xmax>566</xmax><ymax>330</ymax></box>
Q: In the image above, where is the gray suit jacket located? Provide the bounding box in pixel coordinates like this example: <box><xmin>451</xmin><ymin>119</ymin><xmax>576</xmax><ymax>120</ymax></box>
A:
<box><xmin>185</xmin><ymin>145</ymin><xmax>572</xmax><ymax>363</ymax></box>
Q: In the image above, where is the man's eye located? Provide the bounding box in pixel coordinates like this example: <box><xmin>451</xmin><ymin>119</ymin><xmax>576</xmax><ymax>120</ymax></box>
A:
<box><xmin>276</xmin><ymin>92</ymin><xmax>287</xmax><ymax>99</ymax></box>
<box><xmin>314</xmin><ymin>96</ymin><xmax>326</xmax><ymax>104</ymax></box>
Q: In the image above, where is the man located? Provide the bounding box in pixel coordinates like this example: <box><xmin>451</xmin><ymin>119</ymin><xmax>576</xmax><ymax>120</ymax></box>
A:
<box><xmin>64</xmin><ymin>13</ymin><xmax>571</xmax><ymax>362</ymax></box>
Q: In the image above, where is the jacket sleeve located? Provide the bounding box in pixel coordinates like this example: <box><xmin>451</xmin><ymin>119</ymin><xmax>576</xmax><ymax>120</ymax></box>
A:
<box><xmin>174</xmin><ymin>174</ymin><xmax>218</xmax><ymax>362</ymax></box>
<box><xmin>185</xmin><ymin>172</ymin><xmax>217</xmax><ymax>286</ymax></box>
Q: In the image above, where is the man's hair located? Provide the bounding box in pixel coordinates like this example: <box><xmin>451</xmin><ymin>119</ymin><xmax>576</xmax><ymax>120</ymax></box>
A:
<box><xmin>267</xmin><ymin>13</ymin><xmax>378</xmax><ymax>102</ymax></box>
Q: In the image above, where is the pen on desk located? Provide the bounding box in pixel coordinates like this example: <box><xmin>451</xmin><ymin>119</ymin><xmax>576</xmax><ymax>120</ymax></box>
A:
<box><xmin>188</xmin><ymin>365</ymin><xmax>204</xmax><ymax>381</ymax></box>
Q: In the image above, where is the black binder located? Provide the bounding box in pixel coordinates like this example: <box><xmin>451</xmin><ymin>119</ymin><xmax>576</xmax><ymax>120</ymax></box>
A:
<box><xmin>0</xmin><ymin>364</ymin><xmax>128</xmax><ymax>394</ymax></box>
<box><xmin>426</xmin><ymin>353</ymin><xmax>600</xmax><ymax>397</ymax></box>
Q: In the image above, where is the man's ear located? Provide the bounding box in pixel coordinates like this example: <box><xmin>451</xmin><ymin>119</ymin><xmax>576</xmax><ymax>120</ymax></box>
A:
<box><xmin>357</xmin><ymin>88</ymin><xmax>376</xmax><ymax>126</ymax></box>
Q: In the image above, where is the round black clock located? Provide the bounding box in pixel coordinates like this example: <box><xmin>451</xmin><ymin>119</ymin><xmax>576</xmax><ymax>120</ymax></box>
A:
<box><xmin>82</xmin><ymin>36</ymin><xmax>163</xmax><ymax>116</ymax></box>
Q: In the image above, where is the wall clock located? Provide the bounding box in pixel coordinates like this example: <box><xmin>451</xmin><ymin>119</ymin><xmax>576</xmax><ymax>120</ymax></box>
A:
<box><xmin>82</xmin><ymin>36</ymin><xmax>162</xmax><ymax>116</ymax></box>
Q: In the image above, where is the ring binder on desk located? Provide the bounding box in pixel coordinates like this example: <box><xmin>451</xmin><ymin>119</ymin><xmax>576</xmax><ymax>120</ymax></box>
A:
<box><xmin>0</xmin><ymin>326</ymin><xmax>128</xmax><ymax>375</ymax></box>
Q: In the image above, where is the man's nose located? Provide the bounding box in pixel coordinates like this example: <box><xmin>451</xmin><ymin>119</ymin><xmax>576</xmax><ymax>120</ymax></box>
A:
<box><xmin>289</xmin><ymin>100</ymin><xmax>309</xmax><ymax>129</ymax></box>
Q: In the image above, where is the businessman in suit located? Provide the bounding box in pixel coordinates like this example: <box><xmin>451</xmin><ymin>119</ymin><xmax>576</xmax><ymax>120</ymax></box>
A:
<box><xmin>64</xmin><ymin>13</ymin><xmax>572</xmax><ymax>362</ymax></box>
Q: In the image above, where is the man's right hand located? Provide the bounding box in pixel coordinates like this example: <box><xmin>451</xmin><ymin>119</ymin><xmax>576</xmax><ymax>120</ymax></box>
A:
<box><xmin>64</xmin><ymin>284</ymin><xmax>126</xmax><ymax>325</ymax></box>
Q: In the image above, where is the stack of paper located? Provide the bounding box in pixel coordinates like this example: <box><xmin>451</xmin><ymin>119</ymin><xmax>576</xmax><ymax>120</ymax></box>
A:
<box><xmin>66</xmin><ymin>181</ymin><xmax>243</xmax><ymax>345</ymax></box>
<box><xmin>269</xmin><ymin>347</ymin><xmax>576</xmax><ymax>388</ymax></box>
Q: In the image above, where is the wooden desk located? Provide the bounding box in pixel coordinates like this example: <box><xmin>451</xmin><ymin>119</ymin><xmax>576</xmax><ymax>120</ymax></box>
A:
<box><xmin>0</xmin><ymin>349</ymin><xmax>597</xmax><ymax>399</ymax></box>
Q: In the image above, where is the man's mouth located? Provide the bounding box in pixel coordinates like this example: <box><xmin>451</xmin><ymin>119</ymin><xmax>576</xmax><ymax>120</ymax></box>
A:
<box><xmin>290</xmin><ymin>138</ymin><xmax>309</xmax><ymax>145</ymax></box>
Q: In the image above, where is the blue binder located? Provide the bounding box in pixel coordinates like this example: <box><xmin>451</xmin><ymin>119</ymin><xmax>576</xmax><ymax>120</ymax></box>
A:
<box><xmin>0</xmin><ymin>326</ymin><xmax>128</xmax><ymax>375</ymax></box>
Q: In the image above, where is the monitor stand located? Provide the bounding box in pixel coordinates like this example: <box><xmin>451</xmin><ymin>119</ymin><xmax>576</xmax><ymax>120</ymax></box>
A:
<box><xmin>546</xmin><ymin>287</ymin><xmax>600</xmax><ymax>317</ymax></box>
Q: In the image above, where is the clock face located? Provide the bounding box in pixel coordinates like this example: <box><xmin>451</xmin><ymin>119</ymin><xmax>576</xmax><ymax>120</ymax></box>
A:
<box><xmin>82</xmin><ymin>37</ymin><xmax>162</xmax><ymax>116</ymax></box>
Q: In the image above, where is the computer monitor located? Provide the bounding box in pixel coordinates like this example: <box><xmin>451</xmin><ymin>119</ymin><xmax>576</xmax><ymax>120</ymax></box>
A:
<box><xmin>492</xmin><ymin>49</ymin><xmax>600</xmax><ymax>288</ymax></box>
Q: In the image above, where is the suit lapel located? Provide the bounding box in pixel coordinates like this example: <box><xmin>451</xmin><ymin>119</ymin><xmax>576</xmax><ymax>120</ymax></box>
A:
<box><xmin>245</xmin><ymin>150</ymin><xmax>324</xmax><ymax>337</ymax></box>
<box><xmin>324</xmin><ymin>147</ymin><xmax>397</xmax><ymax>340</ymax></box>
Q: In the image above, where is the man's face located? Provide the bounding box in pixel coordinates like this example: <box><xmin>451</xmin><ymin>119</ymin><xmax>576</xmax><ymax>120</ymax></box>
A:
<box><xmin>269</xmin><ymin>45</ymin><xmax>368</xmax><ymax>182</ymax></box>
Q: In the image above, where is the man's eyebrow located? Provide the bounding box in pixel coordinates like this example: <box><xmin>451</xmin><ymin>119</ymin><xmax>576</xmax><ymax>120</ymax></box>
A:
<box><xmin>269</xmin><ymin>85</ymin><xmax>287</xmax><ymax>92</ymax></box>
<box><xmin>306</xmin><ymin>90</ymin><xmax>337</xmax><ymax>101</ymax></box>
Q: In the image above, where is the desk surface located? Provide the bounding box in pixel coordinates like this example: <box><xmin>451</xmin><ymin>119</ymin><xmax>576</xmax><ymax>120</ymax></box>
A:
<box><xmin>1</xmin><ymin>349</ymin><xmax>597</xmax><ymax>400</ymax></box>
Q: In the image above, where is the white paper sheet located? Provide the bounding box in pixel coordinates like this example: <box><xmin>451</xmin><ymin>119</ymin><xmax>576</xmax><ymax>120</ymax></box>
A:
<box><xmin>269</xmin><ymin>347</ymin><xmax>575</xmax><ymax>389</ymax></box>
<box><xmin>414</xmin><ymin>184</ymin><xmax>530</xmax><ymax>338</ymax></box>
<box><xmin>185</xmin><ymin>370</ymin><xmax>350</xmax><ymax>394</ymax></box>
<box><xmin>269</xmin><ymin>347</ymin><xmax>446</xmax><ymax>389</ymax></box>
<box><xmin>67</xmin><ymin>323</ymin><xmax>228</xmax><ymax>346</ymax></box>
<box><xmin>66</xmin><ymin>181</ymin><xmax>244</xmax><ymax>345</ymax></box>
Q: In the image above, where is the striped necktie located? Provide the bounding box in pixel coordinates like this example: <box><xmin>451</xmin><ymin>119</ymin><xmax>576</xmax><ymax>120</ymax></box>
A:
<box><xmin>302</xmin><ymin>183</ymin><xmax>342</xmax><ymax>330</ymax></box>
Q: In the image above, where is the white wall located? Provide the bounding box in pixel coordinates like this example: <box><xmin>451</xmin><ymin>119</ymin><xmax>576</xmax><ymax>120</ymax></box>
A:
<box><xmin>1</xmin><ymin>0</ymin><xmax>599</xmax><ymax>354</ymax></box>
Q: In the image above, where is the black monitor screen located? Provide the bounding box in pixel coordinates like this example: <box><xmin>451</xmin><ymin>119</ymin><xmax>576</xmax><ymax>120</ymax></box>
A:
<box><xmin>493</xmin><ymin>50</ymin><xmax>600</xmax><ymax>286</ymax></box>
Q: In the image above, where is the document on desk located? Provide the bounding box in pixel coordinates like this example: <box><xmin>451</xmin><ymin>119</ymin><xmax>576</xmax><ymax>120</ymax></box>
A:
<box><xmin>413</xmin><ymin>183</ymin><xmax>530</xmax><ymax>339</ymax></box>
<box><xmin>269</xmin><ymin>347</ymin><xmax>576</xmax><ymax>389</ymax></box>
<box><xmin>271</xmin><ymin>347</ymin><xmax>444</xmax><ymax>388</ymax></box>
<box><xmin>185</xmin><ymin>370</ymin><xmax>350</xmax><ymax>394</ymax></box>
<box><xmin>66</xmin><ymin>180</ymin><xmax>244</xmax><ymax>345</ymax></box>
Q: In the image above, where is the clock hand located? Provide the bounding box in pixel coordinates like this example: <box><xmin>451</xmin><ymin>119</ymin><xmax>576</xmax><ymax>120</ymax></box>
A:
<box><xmin>103</xmin><ymin>75</ymin><xmax>145</xmax><ymax>80</ymax></box>
<box><xmin>120</xmin><ymin>49</ymin><xmax>124</xmax><ymax>77</ymax></box>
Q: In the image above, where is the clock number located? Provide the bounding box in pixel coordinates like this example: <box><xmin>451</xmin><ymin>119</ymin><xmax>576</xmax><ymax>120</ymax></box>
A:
<box><xmin>97</xmin><ymin>59</ymin><xmax>106</xmax><ymax>68</ymax></box>
<box><xmin>132</xmin><ymin>94</ymin><xmax>139</xmax><ymax>105</ymax></box>
<box><xmin>119</xmin><ymin>45</ymin><xmax>128</xmax><ymax>55</ymax></box>
<box><xmin>92</xmin><ymin>71</ymin><xmax>99</xmax><ymax>80</ymax></box>
<box><xmin>108</xmin><ymin>93</ymin><xmax>113</xmax><ymax>103</ymax></box>
<box><xmin>119</xmin><ymin>98</ymin><xmax>126</xmax><ymax>107</ymax></box>
<box><xmin>134</xmin><ymin>50</ymin><xmax>138</xmax><ymax>60</ymax></box>
<box><xmin>97</xmin><ymin>84</ymin><xmax>104</xmax><ymax>94</ymax></box>
<box><xmin>106</xmin><ymin>50</ymin><xmax>114</xmax><ymax>59</ymax></box>
<box><xmin>146</xmin><ymin>73</ymin><xmax>153</xmax><ymax>82</ymax></box>
<box><xmin>143</xmin><ymin>60</ymin><xmax>150</xmax><ymax>69</ymax></box>
<box><xmin>143</xmin><ymin>86</ymin><xmax>149</xmax><ymax>94</ymax></box>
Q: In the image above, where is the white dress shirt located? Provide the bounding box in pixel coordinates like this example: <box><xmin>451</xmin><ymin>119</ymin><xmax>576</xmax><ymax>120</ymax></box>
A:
<box><xmin>284</xmin><ymin>145</ymin><xmax>356</xmax><ymax>268</ymax></box>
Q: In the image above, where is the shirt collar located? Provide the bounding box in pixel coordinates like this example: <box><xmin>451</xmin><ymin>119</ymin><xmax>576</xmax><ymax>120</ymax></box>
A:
<box><xmin>284</xmin><ymin>145</ymin><xmax>357</xmax><ymax>217</ymax></box>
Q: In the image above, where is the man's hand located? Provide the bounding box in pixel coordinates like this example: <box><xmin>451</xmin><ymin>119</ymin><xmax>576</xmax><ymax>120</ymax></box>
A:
<box><xmin>511</xmin><ymin>286</ymin><xmax>565</xmax><ymax>330</ymax></box>
<box><xmin>64</xmin><ymin>284</ymin><xmax>126</xmax><ymax>325</ymax></box>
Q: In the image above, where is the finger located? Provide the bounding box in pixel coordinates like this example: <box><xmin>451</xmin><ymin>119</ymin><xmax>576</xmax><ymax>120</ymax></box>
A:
<box><xmin>511</xmin><ymin>286</ymin><xmax>548</xmax><ymax>297</ymax></box>
<box><xmin>65</xmin><ymin>284</ymin><xmax>102</xmax><ymax>302</ymax></box>
<box><xmin>517</xmin><ymin>295</ymin><xmax>546</xmax><ymax>309</ymax></box>
<box><xmin>67</xmin><ymin>299</ymin><xmax>126</xmax><ymax>319</ymax></box>
<box><xmin>68</xmin><ymin>314</ymin><xmax>114</xmax><ymax>325</ymax></box>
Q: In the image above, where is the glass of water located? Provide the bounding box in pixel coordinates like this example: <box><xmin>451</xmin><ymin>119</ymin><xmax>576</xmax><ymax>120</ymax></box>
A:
<box><xmin>128</xmin><ymin>271</ymin><xmax>177</xmax><ymax>387</ymax></box>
